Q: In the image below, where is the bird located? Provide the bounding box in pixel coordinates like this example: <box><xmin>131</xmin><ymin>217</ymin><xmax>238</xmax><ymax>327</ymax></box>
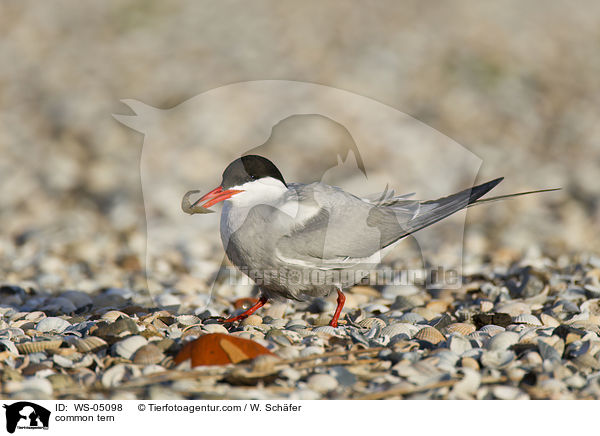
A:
<box><xmin>183</xmin><ymin>154</ymin><xmax>558</xmax><ymax>327</ymax></box>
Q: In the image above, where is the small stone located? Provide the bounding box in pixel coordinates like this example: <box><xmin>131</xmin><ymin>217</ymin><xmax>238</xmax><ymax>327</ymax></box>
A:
<box><xmin>460</xmin><ymin>357</ymin><xmax>479</xmax><ymax>370</ymax></box>
<box><xmin>242</xmin><ymin>315</ymin><xmax>263</xmax><ymax>326</ymax></box>
<box><xmin>307</xmin><ymin>374</ymin><xmax>338</xmax><ymax>393</ymax></box>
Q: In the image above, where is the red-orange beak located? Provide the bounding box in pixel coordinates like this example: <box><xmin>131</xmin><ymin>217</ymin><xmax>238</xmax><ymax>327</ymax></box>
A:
<box><xmin>193</xmin><ymin>186</ymin><xmax>244</xmax><ymax>209</ymax></box>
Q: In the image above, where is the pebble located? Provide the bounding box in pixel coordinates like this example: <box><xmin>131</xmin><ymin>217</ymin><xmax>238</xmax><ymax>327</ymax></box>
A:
<box><xmin>1</xmin><ymin>242</ymin><xmax>599</xmax><ymax>400</ymax></box>
<box><xmin>306</xmin><ymin>374</ymin><xmax>339</xmax><ymax>393</ymax></box>
<box><xmin>36</xmin><ymin>317</ymin><xmax>71</xmax><ymax>333</ymax></box>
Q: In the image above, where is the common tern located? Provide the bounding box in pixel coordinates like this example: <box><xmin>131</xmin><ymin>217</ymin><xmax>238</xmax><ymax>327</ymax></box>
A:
<box><xmin>186</xmin><ymin>155</ymin><xmax>557</xmax><ymax>327</ymax></box>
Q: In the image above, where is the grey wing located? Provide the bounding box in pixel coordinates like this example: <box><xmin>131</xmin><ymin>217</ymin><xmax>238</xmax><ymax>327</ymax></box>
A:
<box><xmin>275</xmin><ymin>178</ymin><xmax>503</xmax><ymax>269</ymax></box>
<box><xmin>275</xmin><ymin>183</ymin><xmax>419</xmax><ymax>269</ymax></box>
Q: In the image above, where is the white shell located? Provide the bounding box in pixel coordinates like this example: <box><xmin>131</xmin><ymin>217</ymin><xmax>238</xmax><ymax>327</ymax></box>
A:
<box><xmin>36</xmin><ymin>317</ymin><xmax>71</xmax><ymax>333</ymax></box>
<box><xmin>307</xmin><ymin>374</ymin><xmax>338</xmax><ymax>393</ymax></box>
<box><xmin>381</xmin><ymin>323</ymin><xmax>417</xmax><ymax>339</ymax></box>
<box><xmin>445</xmin><ymin>323</ymin><xmax>476</xmax><ymax>336</ymax></box>
<box><xmin>358</xmin><ymin>318</ymin><xmax>386</xmax><ymax>329</ymax></box>
<box><xmin>540</xmin><ymin>313</ymin><xmax>560</xmax><ymax>327</ymax></box>
<box><xmin>486</xmin><ymin>331</ymin><xmax>520</xmax><ymax>351</ymax></box>
<box><xmin>101</xmin><ymin>364</ymin><xmax>142</xmax><ymax>388</ymax></box>
<box><xmin>447</xmin><ymin>334</ymin><xmax>472</xmax><ymax>354</ymax></box>
<box><xmin>312</xmin><ymin>326</ymin><xmax>343</xmax><ymax>336</ymax></box>
<box><xmin>414</xmin><ymin>327</ymin><xmax>445</xmax><ymax>344</ymax></box>
<box><xmin>494</xmin><ymin>301</ymin><xmax>531</xmax><ymax>316</ymax></box>
<box><xmin>202</xmin><ymin>324</ymin><xmax>229</xmax><ymax>334</ymax></box>
<box><xmin>480</xmin><ymin>301</ymin><xmax>494</xmax><ymax>312</ymax></box>
<box><xmin>113</xmin><ymin>335</ymin><xmax>148</xmax><ymax>359</ymax></box>
<box><xmin>75</xmin><ymin>336</ymin><xmax>108</xmax><ymax>353</ymax></box>
<box><xmin>513</xmin><ymin>314</ymin><xmax>542</xmax><ymax>326</ymax></box>
<box><xmin>177</xmin><ymin>315</ymin><xmax>201</xmax><ymax>326</ymax></box>
<box><xmin>398</xmin><ymin>312</ymin><xmax>425</xmax><ymax>324</ymax></box>
<box><xmin>480</xmin><ymin>349</ymin><xmax>516</xmax><ymax>368</ymax></box>
<box><xmin>59</xmin><ymin>290</ymin><xmax>93</xmax><ymax>310</ymax></box>
<box><xmin>479</xmin><ymin>325</ymin><xmax>505</xmax><ymax>336</ymax></box>
<box><xmin>132</xmin><ymin>343</ymin><xmax>165</xmax><ymax>365</ymax></box>
<box><xmin>493</xmin><ymin>386</ymin><xmax>524</xmax><ymax>400</ymax></box>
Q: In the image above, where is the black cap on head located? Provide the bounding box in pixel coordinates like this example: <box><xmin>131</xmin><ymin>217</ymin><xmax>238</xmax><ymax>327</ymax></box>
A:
<box><xmin>221</xmin><ymin>155</ymin><xmax>286</xmax><ymax>189</ymax></box>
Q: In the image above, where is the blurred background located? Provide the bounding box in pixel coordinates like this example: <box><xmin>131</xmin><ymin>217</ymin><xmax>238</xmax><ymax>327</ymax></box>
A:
<box><xmin>1</xmin><ymin>1</ymin><xmax>598</xmax><ymax>295</ymax></box>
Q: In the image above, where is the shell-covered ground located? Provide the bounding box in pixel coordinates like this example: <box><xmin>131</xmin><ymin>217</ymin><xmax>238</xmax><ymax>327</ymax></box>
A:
<box><xmin>2</xmin><ymin>251</ymin><xmax>600</xmax><ymax>400</ymax></box>
<box><xmin>1</xmin><ymin>2</ymin><xmax>600</xmax><ymax>400</ymax></box>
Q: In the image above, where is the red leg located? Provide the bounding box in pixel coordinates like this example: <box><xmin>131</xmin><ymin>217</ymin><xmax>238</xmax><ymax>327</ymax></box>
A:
<box><xmin>329</xmin><ymin>289</ymin><xmax>346</xmax><ymax>327</ymax></box>
<box><xmin>219</xmin><ymin>296</ymin><xmax>268</xmax><ymax>323</ymax></box>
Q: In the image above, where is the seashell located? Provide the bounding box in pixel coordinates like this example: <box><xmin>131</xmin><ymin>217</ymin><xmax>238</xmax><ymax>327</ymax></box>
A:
<box><xmin>493</xmin><ymin>386</ymin><xmax>524</xmax><ymax>400</ymax></box>
<box><xmin>362</xmin><ymin>303</ymin><xmax>390</xmax><ymax>314</ymax></box>
<box><xmin>276</xmin><ymin>346</ymin><xmax>301</xmax><ymax>360</ymax></box>
<box><xmin>265</xmin><ymin>329</ymin><xmax>292</xmax><ymax>346</ymax></box>
<box><xmin>512</xmin><ymin>313</ymin><xmax>542</xmax><ymax>326</ymax></box>
<box><xmin>446</xmin><ymin>334</ymin><xmax>472</xmax><ymax>354</ymax></box>
<box><xmin>101</xmin><ymin>364</ymin><xmax>142</xmax><ymax>388</ymax></box>
<box><xmin>25</xmin><ymin>311</ymin><xmax>46</xmax><ymax>322</ymax></box>
<box><xmin>486</xmin><ymin>331</ymin><xmax>519</xmax><ymax>351</ymax></box>
<box><xmin>580</xmin><ymin>298</ymin><xmax>600</xmax><ymax>316</ymax></box>
<box><xmin>75</xmin><ymin>336</ymin><xmax>108</xmax><ymax>353</ymax></box>
<box><xmin>414</xmin><ymin>327</ymin><xmax>445</xmax><ymax>345</ymax></box>
<box><xmin>175</xmin><ymin>333</ymin><xmax>277</xmax><ymax>367</ymax></box>
<box><xmin>517</xmin><ymin>326</ymin><xmax>540</xmax><ymax>343</ymax></box>
<box><xmin>537</xmin><ymin>339</ymin><xmax>564</xmax><ymax>362</ymax></box>
<box><xmin>435</xmin><ymin>350</ymin><xmax>460</xmax><ymax>370</ymax></box>
<box><xmin>101</xmin><ymin>310</ymin><xmax>129</xmax><ymax>322</ymax></box>
<box><xmin>0</xmin><ymin>339</ymin><xmax>20</xmax><ymax>354</ymax></box>
<box><xmin>460</xmin><ymin>356</ymin><xmax>479</xmax><ymax>370</ymax></box>
<box><xmin>60</xmin><ymin>290</ymin><xmax>93</xmax><ymax>310</ymax></box>
<box><xmin>390</xmin><ymin>295</ymin><xmax>422</xmax><ymax>311</ymax></box>
<box><xmin>92</xmin><ymin>317</ymin><xmax>139</xmax><ymax>338</ymax></box>
<box><xmin>250</xmin><ymin>354</ymin><xmax>281</xmax><ymax>373</ymax></box>
<box><xmin>299</xmin><ymin>346</ymin><xmax>324</xmax><ymax>357</ymax></box>
<box><xmin>265</xmin><ymin>318</ymin><xmax>287</xmax><ymax>329</ymax></box>
<box><xmin>35</xmin><ymin>317</ymin><xmax>71</xmax><ymax>333</ymax></box>
<box><xmin>426</xmin><ymin>299</ymin><xmax>449</xmax><ymax>314</ymax></box>
<box><xmin>241</xmin><ymin>315</ymin><xmax>263</xmax><ymax>326</ymax></box>
<box><xmin>480</xmin><ymin>324</ymin><xmax>505</xmax><ymax>336</ymax></box>
<box><xmin>202</xmin><ymin>324</ymin><xmax>229</xmax><ymax>334</ymax></box>
<box><xmin>41</xmin><ymin>297</ymin><xmax>77</xmax><ymax>313</ymax></box>
<box><xmin>155</xmin><ymin>338</ymin><xmax>175</xmax><ymax>352</ymax></box>
<box><xmin>307</xmin><ymin>374</ymin><xmax>338</xmax><ymax>393</ymax></box>
<box><xmin>113</xmin><ymin>335</ymin><xmax>148</xmax><ymax>359</ymax></box>
<box><xmin>16</xmin><ymin>339</ymin><xmax>62</xmax><ymax>354</ymax></box>
<box><xmin>71</xmin><ymin>354</ymin><xmax>94</xmax><ymax>369</ymax></box>
<box><xmin>381</xmin><ymin>323</ymin><xmax>417</xmax><ymax>339</ymax></box>
<box><xmin>358</xmin><ymin>317</ymin><xmax>386</xmax><ymax>329</ymax></box>
<box><xmin>53</xmin><ymin>354</ymin><xmax>75</xmax><ymax>368</ymax></box>
<box><xmin>133</xmin><ymin>343</ymin><xmax>165</xmax><ymax>365</ymax></box>
<box><xmin>452</xmin><ymin>368</ymin><xmax>481</xmax><ymax>398</ymax></box>
<box><xmin>411</xmin><ymin>307</ymin><xmax>438</xmax><ymax>321</ymax></box>
<box><xmin>176</xmin><ymin>315</ymin><xmax>201</xmax><ymax>326</ymax></box>
<box><xmin>312</xmin><ymin>326</ymin><xmax>342</xmax><ymax>336</ymax></box>
<box><xmin>48</xmin><ymin>373</ymin><xmax>76</xmax><ymax>391</ymax></box>
<box><xmin>540</xmin><ymin>313</ymin><xmax>560</xmax><ymax>327</ymax></box>
<box><xmin>494</xmin><ymin>301</ymin><xmax>531</xmax><ymax>317</ymax></box>
<box><xmin>398</xmin><ymin>312</ymin><xmax>425</xmax><ymax>324</ymax></box>
<box><xmin>480</xmin><ymin>300</ymin><xmax>494</xmax><ymax>312</ymax></box>
<box><xmin>444</xmin><ymin>323</ymin><xmax>476</xmax><ymax>336</ymax></box>
<box><xmin>286</xmin><ymin>319</ymin><xmax>308</xmax><ymax>329</ymax></box>
<box><xmin>522</xmin><ymin>351</ymin><xmax>543</xmax><ymax>366</ymax></box>
<box><xmin>480</xmin><ymin>349</ymin><xmax>516</xmax><ymax>369</ymax></box>
<box><xmin>4</xmin><ymin>378</ymin><xmax>53</xmax><ymax>396</ymax></box>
